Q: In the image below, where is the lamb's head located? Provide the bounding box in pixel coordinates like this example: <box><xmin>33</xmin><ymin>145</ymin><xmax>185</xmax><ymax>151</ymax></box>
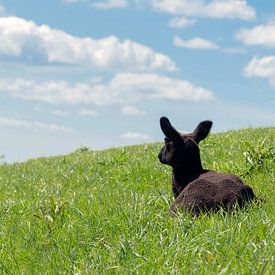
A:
<box><xmin>158</xmin><ymin>117</ymin><xmax>212</xmax><ymax>168</ymax></box>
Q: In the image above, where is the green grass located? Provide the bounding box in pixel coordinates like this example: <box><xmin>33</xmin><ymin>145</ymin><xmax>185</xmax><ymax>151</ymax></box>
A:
<box><xmin>0</xmin><ymin>127</ymin><xmax>274</xmax><ymax>274</ymax></box>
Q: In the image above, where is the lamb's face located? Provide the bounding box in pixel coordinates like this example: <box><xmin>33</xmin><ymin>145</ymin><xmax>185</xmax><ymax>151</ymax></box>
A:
<box><xmin>158</xmin><ymin>117</ymin><xmax>212</xmax><ymax>167</ymax></box>
<box><xmin>158</xmin><ymin>137</ymin><xmax>176</xmax><ymax>165</ymax></box>
<box><xmin>158</xmin><ymin>134</ymin><xmax>200</xmax><ymax>167</ymax></box>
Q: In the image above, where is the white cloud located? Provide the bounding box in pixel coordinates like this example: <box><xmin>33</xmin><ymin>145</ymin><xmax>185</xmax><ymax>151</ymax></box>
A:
<box><xmin>174</xmin><ymin>35</ymin><xmax>219</xmax><ymax>50</ymax></box>
<box><xmin>151</xmin><ymin>0</ymin><xmax>256</xmax><ymax>21</ymax></box>
<box><xmin>0</xmin><ymin>16</ymin><xmax>175</xmax><ymax>72</ymax></box>
<box><xmin>243</xmin><ymin>56</ymin><xmax>275</xmax><ymax>87</ymax></box>
<box><xmin>119</xmin><ymin>132</ymin><xmax>150</xmax><ymax>141</ymax></box>
<box><xmin>236</xmin><ymin>24</ymin><xmax>275</xmax><ymax>48</ymax></box>
<box><xmin>0</xmin><ymin>78</ymin><xmax>110</xmax><ymax>106</ymax></box>
<box><xmin>0</xmin><ymin>74</ymin><xmax>214</xmax><ymax>106</ymax></box>
<box><xmin>121</xmin><ymin>105</ymin><xmax>146</xmax><ymax>116</ymax></box>
<box><xmin>169</xmin><ymin>17</ymin><xmax>196</xmax><ymax>29</ymax></box>
<box><xmin>78</xmin><ymin>108</ymin><xmax>99</xmax><ymax>116</ymax></box>
<box><xmin>113</xmin><ymin>74</ymin><xmax>215</xmax><ymax>101</ymax></box>
<box><xmin>91</xmin><ymin>0</ymin><xmax>128</xmax><ymax>9</ymax></box>
<box><xmin>0</xmin><ymin>117</ymin><xmax>74</xmax><ymax>132</ymax></box>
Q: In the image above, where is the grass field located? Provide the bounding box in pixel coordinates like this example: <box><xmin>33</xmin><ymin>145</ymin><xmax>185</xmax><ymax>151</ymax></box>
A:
<box><xmin>0</xmin><ymin>127</ymin><xmax>274</xmax><ymax>274</ymax></box>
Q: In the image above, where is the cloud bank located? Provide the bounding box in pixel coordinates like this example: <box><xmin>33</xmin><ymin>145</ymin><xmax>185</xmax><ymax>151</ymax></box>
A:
<box><xmin>63</xmin><ymin>0</ymin><xmax>256</xmax><ymax>21</ymax></box>
<box><xmin>151</xmin><ymin>0</ymin><xmax>256</xmax><ymax>21</ymax></box>
<box><xmin>0</xmin><ymin>74</ymin><xmax>214</xmax><ymax>106</ymax></box>
<box><xmin>0</xmin><ymin>16</ymin><xmax>175</xmax><ymax>72</ymax></box>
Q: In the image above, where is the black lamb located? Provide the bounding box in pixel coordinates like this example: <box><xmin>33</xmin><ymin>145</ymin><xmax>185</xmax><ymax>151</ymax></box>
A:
<box><xmin>158</xmin><ymin>117</ymin><xmax>255</xmax><ymax>216</ymax></box>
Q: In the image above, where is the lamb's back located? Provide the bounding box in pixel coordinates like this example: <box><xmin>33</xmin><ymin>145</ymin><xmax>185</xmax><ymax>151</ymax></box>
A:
<box><xmin>171</xmin><ymin>170</ymin><xmax>254</xmax><ymax>215</ymax></box>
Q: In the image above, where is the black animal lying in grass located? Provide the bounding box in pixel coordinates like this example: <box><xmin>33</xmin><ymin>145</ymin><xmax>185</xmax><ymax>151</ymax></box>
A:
<box><xmin>158</xmin><ymin>117</ymin><xmax>255</xmax><ymax>216</ymax></box>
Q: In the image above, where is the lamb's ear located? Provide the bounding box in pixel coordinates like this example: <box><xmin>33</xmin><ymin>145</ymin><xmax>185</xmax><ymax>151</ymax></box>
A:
<box><xmin>192</xmin><ymin>120</ymin><xmax>212</xmax><ymax>143</ymax></box>
<box><xmin>160</xmin><ymin>117</ymin><xmax>182</xmax><ymax>143</ymax></box>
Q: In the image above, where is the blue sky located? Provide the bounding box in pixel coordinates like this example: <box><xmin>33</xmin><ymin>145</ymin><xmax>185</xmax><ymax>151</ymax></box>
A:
<box><xmin>0</xmin><ymin>0</ymin><xmax>274</xmax><ymax>163</ymax></box>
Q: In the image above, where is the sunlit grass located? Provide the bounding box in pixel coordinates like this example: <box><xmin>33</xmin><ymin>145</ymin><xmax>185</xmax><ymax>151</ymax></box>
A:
<box><xmin>0</xmin><ymin>127</ymin><xmax>274</xmax><ymax>273</ymax></box>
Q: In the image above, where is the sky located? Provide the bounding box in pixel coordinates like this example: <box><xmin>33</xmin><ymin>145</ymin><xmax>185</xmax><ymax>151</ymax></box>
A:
<box><xmin>0</xmin><ymin>0</ymin><xmax>274</xmax><ymax>163</ymax></box>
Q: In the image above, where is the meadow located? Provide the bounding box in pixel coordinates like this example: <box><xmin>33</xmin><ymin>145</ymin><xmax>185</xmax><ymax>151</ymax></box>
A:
<box><xmin>0</xmin><ymin>127</ymin><xmax>274</xmax><ymax>274</ymax></box>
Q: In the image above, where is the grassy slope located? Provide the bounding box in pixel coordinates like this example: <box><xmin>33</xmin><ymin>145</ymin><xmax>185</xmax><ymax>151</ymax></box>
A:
<box><xmin>0</xmin><ymin>127</ymin><xmax>274</xmax><ymax>274</ymax></box>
